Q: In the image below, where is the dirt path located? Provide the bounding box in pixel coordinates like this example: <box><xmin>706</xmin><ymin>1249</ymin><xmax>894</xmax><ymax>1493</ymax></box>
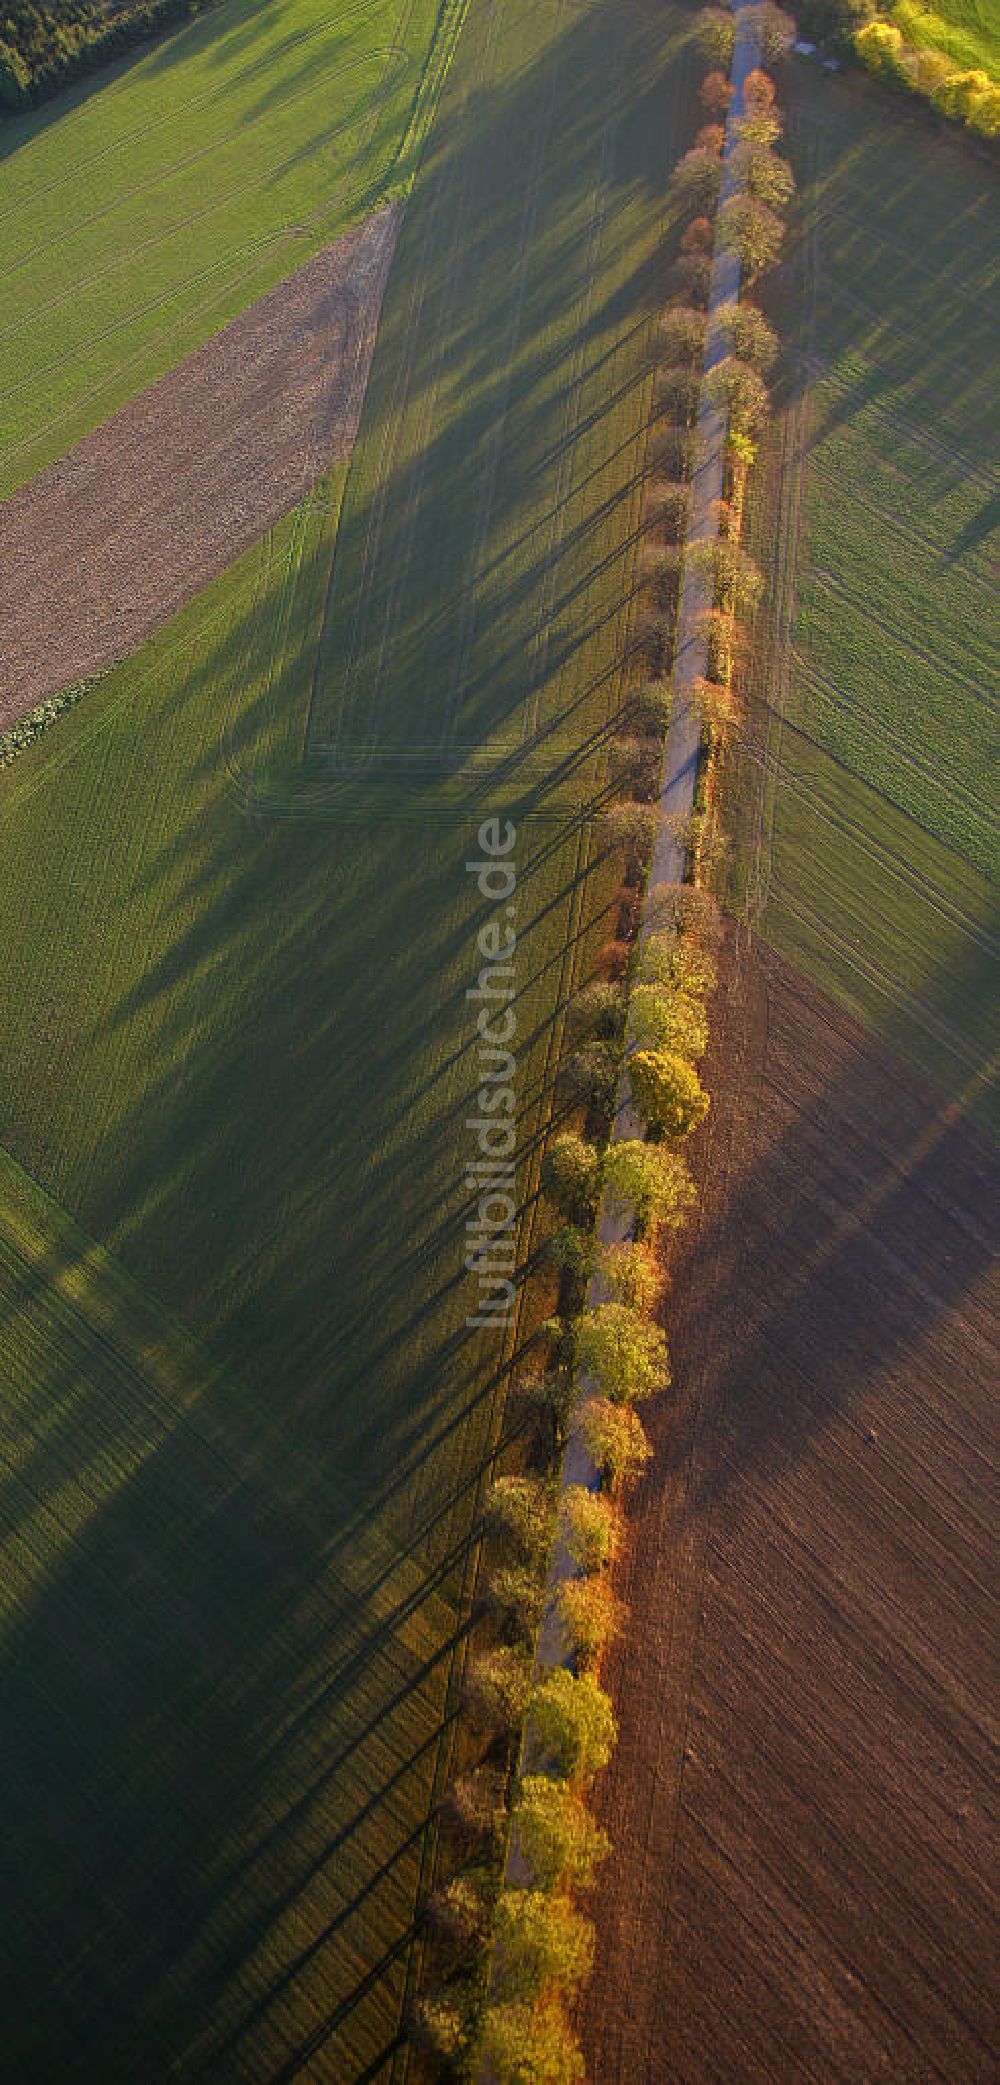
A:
<box><xmin>0</xmin><ymin>209</ymin><xmax>399</xmax><ymax>725</ymax></box>
<box><xmin>577</xmin><ymin>920</ymin><xmax>999</xmax><ymax>2079</ymax></box>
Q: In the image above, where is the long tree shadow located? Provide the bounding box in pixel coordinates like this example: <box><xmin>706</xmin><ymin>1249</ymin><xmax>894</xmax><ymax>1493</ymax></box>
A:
<box><xmin>5</xmin><ymin>4</ymin><xmax>997</xmax><ymax>2082</ymax></box>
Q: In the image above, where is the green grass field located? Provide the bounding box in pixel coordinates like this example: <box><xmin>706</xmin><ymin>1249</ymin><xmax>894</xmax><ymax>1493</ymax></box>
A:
<box><xmin>735</xmin><ymin>71</ymin><xmax>999</xmax><ymax>1135</ymax></box>
<box><xmin>0</xmin><ymin>0</ymin><xmax>452</xmax><ymax>499</ymax></box>
<box><xmin>891</xmin><ymin>0</ymin><xmax>999</xmax><ymax>78</ymax></box>
<box><xmin>0</xmin><ymin>0</ymin><xmax>694</xmax><ymax>2072</ymax></box>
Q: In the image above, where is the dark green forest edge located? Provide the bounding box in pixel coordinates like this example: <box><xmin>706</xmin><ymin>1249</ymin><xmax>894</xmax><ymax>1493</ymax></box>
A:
<box><xmin>0</xmin><ymin>0</ymin><xmax>217</xmax><ymax>108</ymax></box>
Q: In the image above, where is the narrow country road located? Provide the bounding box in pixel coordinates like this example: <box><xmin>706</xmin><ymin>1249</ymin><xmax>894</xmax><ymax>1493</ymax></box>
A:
<box><xmin>531</xmin><ymin>0</ymin><xmax>766</xmax><ymax>1668</ymax></box>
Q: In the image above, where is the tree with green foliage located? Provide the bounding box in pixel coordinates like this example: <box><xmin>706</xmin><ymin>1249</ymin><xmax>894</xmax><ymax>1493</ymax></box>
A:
<box><xmin>717</xmin><ymin>193</ymin><xmax>784</xmax><ymax>278</ymax></box>
<box><xmin>541</xmin><ymin>1133</ymin><xmax>600</xmax><ymax>1221</ymax></box>
<box><xmin>608</xmin><ymin>735</ymin><xmax>662</xmax><ymax>803</ymax></box>
<box><xmin>649</xmin><ymin>421</ymin><xmax>695</xmax><ymax>478</ymax></box>
<box><xmin>444</xmin><ymin>1766</ymin><xmax>506</xmax><ymax>1847</ymax></box>
<box><xmin>629</xmin><ymin>1049</ymin><xmax>710</xmax><ymax>1139</ymax></box>
<box><xmin>636</xmin><ymin>928</ymin><xmax>679</xmax><ymax>986</ymax></box>
<box><xmin>672</xmin><ymin>250</ymin><xmax>713</xmax><ymax>309</ymax></box>
<box><xmin>598</xmin><ymin>801</ymin><xmax>659</xmax><ymax>878</ymax></box>
<box><xmin>424</xmin><ymin>1872</ymin><xmax>489</xmax><ymax>1957</ymax></box>
<box><xmin>626</xmin><ymin>680</ymin><xmax>672</xmax><ymax>737</ymax></box>
<box><xmin>655</xmin><ymin>364</ymin><xmax>702</xmax><ymax>423</ymax></box>
<box><xmin>642</xmin><ymin>541</ymin><xmax>684</xmax><ymax>610</ymax></box>
<box><xmin>494</xmin><ymin>1887</ymin><xmax>595</xmax><ymax>2000</ymax></box>
<box><xmin>645</xmin><ymin>476</ymin><xmax>691</xmax><ymax>542</ymax></box>
<box><xmin>408</xmin><ymin>1988</ymin><xmax>471</xmax><ymax>2070</ymax></box>
<box><xmin>516</xmin><ymin>1368</ymin><xmax>579</xmax><ymax>1464</ymax></box>
<box><xmin>512</xmin><ymin>1775</ymin><xmax>611</xmax><ymax>1890</ymax></box>
<box><xmin>932</xmin><ymin>66</ymin><xmax>1000</xmax><ymax>132</ymax></box>
<box><xmin>714</xmin><ymin>536</ymin><xmax>766</xmax><ymax>613</ymax></box>
<box><xmin>695</xmin><ymin>608</ymin><xmax>741</xmax><ymax>679</ymax></box>
<box><xmin>712</xmin><ymin>299</ymin><xmax>779</xmax><ymax>372</ymax></box>
<box><xmin>964</xmin><ymin>81</ymin><xmax>1000</xmax><ymax>139</ymax></box>
<box><xmin>557</xmin><ymin>1572</ymin><xmax>618</xmax><ymax>1669</ymax></box>
<box><xmin>542</xmin><ymin>1313</ymin><xmax>577</xmax><ymax>1374</ymax></box>
<box><xmin>480</xmin><ymin>1996</ymin><xmax>585</xmax><ymax>2085</ymax></box>
<box><xmin>670</xmin><ymin>144</ymin><xmax>723</xmax><ymax>211</ymax></box>
<box><xmin>560</xmin><ymin>1040</ymin><xmax>620</xmax><ymax>1111</ymax></box>
<box><xmin>734</xmin><ymin>105</ymin><xmax>783</xmax><ymax>147</ymax></box>
<box><xmin>567</xmin><ymin>980</ymin><xmax>625</xmax><ymax>1041</ymax></box>
<box><xmin>672</xmin><ymin>939</ymin><xmax>718</xmax><ymax>996</ymax></box>
<box><xmin>543</xmin><ymin>1223</ymin><xmax>595</xmax><ymax>1312</ymax></box>
<box><xmin>729</xmin><ymin>139</ymin><xmax>794</xmax><ymax>211</ymax></box>
<box><xmin>695</xmin><ymin>4</ymin><xmax>736</xmax><ymax>65</ymax></box>
<box><xmin>575</xmin><ymin>1301</ymin><xmax>670</xmax><ymax>1403</ymax></box>
<box><xmin>578</xmin><ymin>1397</ymin><xmax>653</xmax><ymax>1492</ymax></box>
<box><xmin>704</xmin><ymin>355</ymin><xmax>771</xmax><ymax>434</ymax></box>
<box><xmin>529</xmin><ymin>1667</ymin><xmax>618</xmax><ymax>1778</ymax></box>
<box><xmin>854</xmin><ymin>18</ymin><xmax>905</xmax><ymax>77</ymax></box>
<box><xmin>692</xmin><ymin>673</ymin><xmax>739</xmax><ymax>739</ymax></box>
<box><xmin>602</xmin><ymin>1137</ymin><xmax>697</xmax><ymax>1228</ymax></box>
<box><xmin>560</xmin><ymin>1484</ymin><xmax>619</xmax><ymax>1573</ymax></box>
<box><xmin>688</xmin><ymin>534</ymin><xmax>764</xmax><ymax>613</ymax></box>
<box><xmin>484</xmin><ymin>1563</ymin><xmax>546</xmax><ymax>1640</ymax></box>
<box><xmin>483</xmin><ymin>1475</ymin><xmax>549</xmax><ymax>1560</ymax></box>
<box><xmin>658</xmin><ymin>306</ymin><xmax>707</xmax><ymax>367</ymax></box>
<box><xmin>631</xmin><ymin>980</ymin><xmax>709</xmax><ymax>1060</ymax></box>
<box><xmin>746</xmin><ymin>3</ymin><xmax>795</xmax><ymax>63</ymax></box>
<box><xmin>597</xmin><ymin>1237</ymin><xmax>662</xmax><ymax>1312</ymax></box>
<box><xmin>727</xmin><ymin>432</ymin><xmax>757</xmax><ymax>482</ymax></box>
<box><xmin>464</xmin><ymin>1647</ymin><xmax>532</xmax><ymax>1732</ymax></box>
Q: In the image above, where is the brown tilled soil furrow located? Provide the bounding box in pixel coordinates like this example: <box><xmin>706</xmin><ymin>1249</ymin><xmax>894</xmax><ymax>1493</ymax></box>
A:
<box><xmin>0</xmin><ymin>208</ymin><xmax>398</xmax><ymax>724</ymax></box>
<box><xmin>579</xmin><ymin>925</ymin><xmax>999</xmax><ymax>2083</ymax></box>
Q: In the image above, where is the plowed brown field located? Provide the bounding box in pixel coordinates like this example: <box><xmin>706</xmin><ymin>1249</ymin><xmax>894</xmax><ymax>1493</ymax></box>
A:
<box><xmin>580</xmin><ymin>923</ymin><xmax>998</xmax><ymax>2081</ymax></box>
<box><xmin>0</xmin><ymin>207</ymin><xmax>397</xmax><ymax>723</ymax></box>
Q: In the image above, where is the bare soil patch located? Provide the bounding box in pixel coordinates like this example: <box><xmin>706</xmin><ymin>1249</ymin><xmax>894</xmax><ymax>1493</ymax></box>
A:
<box><xmin>0</xmin><ymin>207</ymin><xmax>398</xmax><ymax>722</ymax></box>
<box><xmin>580</xmin><ymin>923</ymin><xmax>998</xmax><ymax>2081</ymax></box>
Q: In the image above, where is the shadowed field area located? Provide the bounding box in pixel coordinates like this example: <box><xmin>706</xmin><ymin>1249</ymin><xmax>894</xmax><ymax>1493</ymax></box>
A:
<box><xmin>0</xmin><ymin>0</ymin><xmax>695</xmax><ymax>2073</ymax></box>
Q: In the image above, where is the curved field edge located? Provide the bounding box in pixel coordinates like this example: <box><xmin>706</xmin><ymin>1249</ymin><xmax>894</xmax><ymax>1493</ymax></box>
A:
<box><xmin>0</xmin><ymin>0</ymin><xmax>697</xmax><ymax>2073</ymax></box>
<box><xmin>0</xmin><ymin>0</ymin><xmax>454</xmax><ymax>501</ymax></box>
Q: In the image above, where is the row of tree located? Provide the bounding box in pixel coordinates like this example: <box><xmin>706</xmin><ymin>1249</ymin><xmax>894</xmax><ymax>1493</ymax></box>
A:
<box><xmin>404</xmin><ymin>15</ymin><xmax>781</xmax><ymax>2074</ymax></box>
<box><xmin>855</xmin><ymin>20</ymin><xmax>999</xmax><ymax>138</ymax></box>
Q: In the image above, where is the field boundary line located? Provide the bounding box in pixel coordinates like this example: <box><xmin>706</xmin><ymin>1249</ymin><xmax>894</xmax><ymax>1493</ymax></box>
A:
<box><xmin>743</xmin><ymin>735</ymin><xmax>999</xmax><ymax>957</ymax></box>
<box><xmin>768</xmin><ymin>888</ymin><xmax>993</xmax><ymax>1077</ymax></box>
